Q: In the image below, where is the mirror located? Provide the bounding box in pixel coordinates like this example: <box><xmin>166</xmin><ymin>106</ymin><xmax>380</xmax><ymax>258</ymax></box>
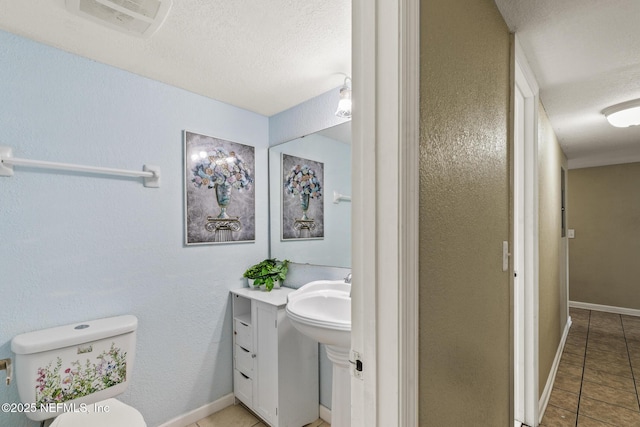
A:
<box><xmin>269</xmin><ymin>122</ymin><xmax>351</xmax><ymax>267</ymax></box>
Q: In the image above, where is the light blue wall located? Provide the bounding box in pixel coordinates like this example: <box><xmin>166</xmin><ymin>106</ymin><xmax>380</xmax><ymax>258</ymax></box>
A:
<box><xmin>0</xmin><ymin>30</ymin><xmax>269</xmax><ymax>427</ymax></box>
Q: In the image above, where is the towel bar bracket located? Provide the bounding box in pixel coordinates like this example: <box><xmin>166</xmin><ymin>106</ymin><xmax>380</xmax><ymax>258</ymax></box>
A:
<box><xmin>143</xmin><ymin>165</ymin><xmax>160</xmax><ymax>188</ymax></box>
<box><xmin>0</xmin><ymin>146</ymin><xmax>13</xmax><ymax>177</ymax></box>
<box><xmin>333</xmin><ymin>190</ymin><xmax>352</xmax><ymax>204</ymax></box>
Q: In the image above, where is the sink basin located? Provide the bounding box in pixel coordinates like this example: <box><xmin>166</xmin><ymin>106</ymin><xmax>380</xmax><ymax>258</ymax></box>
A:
<box><xmin>286</xmin><ymin>279</ymin><xmax>352</xmax><ymax>427</ymax></box>
<box><xmin>286</xmin><ymin>280</ymin><xmax>351</xmax><ymax>348</ymax></box>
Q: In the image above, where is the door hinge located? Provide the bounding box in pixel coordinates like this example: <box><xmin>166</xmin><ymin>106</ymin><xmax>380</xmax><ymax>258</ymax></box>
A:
<box><xmin>349</xmin><ymin>350</ymin><xmax>363</xmax><ymax>379</ymax></box>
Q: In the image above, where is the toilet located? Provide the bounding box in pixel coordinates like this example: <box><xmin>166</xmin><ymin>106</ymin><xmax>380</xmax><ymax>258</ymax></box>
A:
<box><xmin>11</xmin><ymin>315</ymin><xmax>146</xmax><ymax>426</ymax></box>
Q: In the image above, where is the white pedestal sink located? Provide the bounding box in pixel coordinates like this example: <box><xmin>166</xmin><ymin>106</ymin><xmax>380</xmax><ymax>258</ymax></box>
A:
<box><xmin>286</xmin><ymin>280</ymin><xmax>351</xmax><ymax>427</ymax></box>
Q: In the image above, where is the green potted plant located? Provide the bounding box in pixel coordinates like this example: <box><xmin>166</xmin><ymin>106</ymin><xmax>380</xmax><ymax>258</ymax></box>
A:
<box><xmin>243</xmin><ymin>258</ymin><xmax>289</xmax><ymax>291</ymax></box>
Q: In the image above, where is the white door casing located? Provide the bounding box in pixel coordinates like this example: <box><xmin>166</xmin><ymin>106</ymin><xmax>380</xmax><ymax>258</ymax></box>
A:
<box><xmin>514</xmin><ymin>74</ymin><xmax>526</xmax><ymax>425</ymax></box>
<box><xmin>513</xmin><ymin>36</ymin><xmax>540</xmax><ymax>427</ymax></box>
<box><xmin>351</xmin><ymin>0</ymin><xmax>419</xmax><ymax>426</ymax></box>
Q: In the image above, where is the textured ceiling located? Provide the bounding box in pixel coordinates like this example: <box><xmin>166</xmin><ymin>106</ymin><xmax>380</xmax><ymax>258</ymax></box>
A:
<box><xmin>495</xmin><ymin>0</ymin><xmax>640</xmax><ymax>168</ymax></box>
<box><xmin>0</xmin><ymin>0</ymin><xmax>351</xmax><ymax>117</ymax></box>
<box><xmin>2</xmin><ymin>1</ymin><xmax>637</xmax><ymax>167</ymax></box>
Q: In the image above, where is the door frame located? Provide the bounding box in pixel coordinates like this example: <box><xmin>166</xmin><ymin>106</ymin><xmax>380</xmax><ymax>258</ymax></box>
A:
<box><xmin>512</xmin><ymin>36</ymin><xmax>540</xmax><ymax>427</ymax></box>
<box><xmin>351</xmin><ymin>0</ymin><xmax>420</xmax><ymax>425</ymax></box>
<box><xmin>351</xmin><ymin>6</ymin><xmax>540</xmax><ymax>426</ymax></box>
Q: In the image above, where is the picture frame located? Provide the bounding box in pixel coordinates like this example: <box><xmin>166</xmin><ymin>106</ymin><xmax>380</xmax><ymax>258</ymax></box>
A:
<box><xmin>184</xmin><ymin>131</ymin><xmax>255</xmax><ymax>245</ymax></box>
<box><xmin>281</xmin><ymin>153</ymin><xmax>324</xmax><ymax>240</ymax></box>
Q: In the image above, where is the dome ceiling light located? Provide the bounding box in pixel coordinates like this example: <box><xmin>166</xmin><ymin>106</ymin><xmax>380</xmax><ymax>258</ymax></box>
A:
<box><xmin>602</xmin><ymin>99</ymin><xmax>640</xmax><ymax>128</ymax></box>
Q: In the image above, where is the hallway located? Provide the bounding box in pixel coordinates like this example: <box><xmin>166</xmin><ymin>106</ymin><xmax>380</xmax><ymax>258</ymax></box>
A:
<box><xmin>540</xmin><ymin>308</ymin><xmax>640</xmax><ymax>426</ymax></box>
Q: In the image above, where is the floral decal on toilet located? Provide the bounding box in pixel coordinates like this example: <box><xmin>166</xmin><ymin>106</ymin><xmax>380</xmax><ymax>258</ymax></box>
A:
<box><xmin>35</xmin><ymin>343</ymin><xmax>127</xmax><ymax>407</ymax></box>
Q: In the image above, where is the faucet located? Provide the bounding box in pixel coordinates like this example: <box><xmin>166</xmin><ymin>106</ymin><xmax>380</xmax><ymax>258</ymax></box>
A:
<box><xmin>345</xmin><ymin>273</ymin><xmax>352</xmax><ymax>297</ymax></box>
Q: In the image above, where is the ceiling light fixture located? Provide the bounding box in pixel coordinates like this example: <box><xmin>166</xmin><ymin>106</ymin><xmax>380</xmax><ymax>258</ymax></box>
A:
<box><xmin>602</xmin><ymin>99</ymin><xmax>640</xmax><ymax>128</ymax></box>
<box><xmin>335</xmin><ymin>76</ymin><xmax>352</xmax><ymax>119</ymax></box>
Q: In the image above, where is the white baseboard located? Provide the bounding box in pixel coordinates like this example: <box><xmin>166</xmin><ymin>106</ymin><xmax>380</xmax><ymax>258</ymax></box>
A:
<box><xmin>157</xmin><ymin>395</ymin><xmax>327</xmax><ymax>427</ymax></box>
<box><xmin>319</xmin><ymin>404</ymin><xmax>331</xmax><ymax>424</ymax></box>
<box><xmin>538</xmin><ymin>316</ymin><xmax>572</xmax><ymax>420</ymax></box>
<box><xmin>569</xmin><ymin>301</ymin><xmax>640</xmax><ymax>317</ymax></box>
<box><xmin>157</xmin><ymin>393</ymin><xmax>235</xmax><ymax>427</ymax></box>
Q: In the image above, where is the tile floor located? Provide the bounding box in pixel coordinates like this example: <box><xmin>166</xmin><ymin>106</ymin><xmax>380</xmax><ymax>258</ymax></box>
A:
<box><xmin>187</xmin><ymin>403</ymin><xmax>330</xmax><ymax>427</ymax></box>
<box><xmin>541</xmin><ymin>308</ymin><xmax>640</xmax><ymax>426</ymax></box>
<box><xmin>189</xmin><ymin>308</ymin><xmax>640</xmax><ymax>427</ymax></box>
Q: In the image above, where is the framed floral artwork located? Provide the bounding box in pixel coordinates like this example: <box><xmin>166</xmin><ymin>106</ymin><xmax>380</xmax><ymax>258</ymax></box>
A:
<box><xmin>184</xmin><ymin>131</ymin><xmax>255</xmax><ymax>245</ymax></box>
<box><xmin>281</xmin><ymin>153</ymin><xmax>324</xmax><ymax>240</ymax></box>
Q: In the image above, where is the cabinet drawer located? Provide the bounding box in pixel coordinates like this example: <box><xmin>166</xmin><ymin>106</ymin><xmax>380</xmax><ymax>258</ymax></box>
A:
<box><xmin>234</xmin><ymin>319</ymin><xmax>252</xmax><ymax>350</ymax></box>
<box><xmin>235</xmin><ymin>344</ymin><xmax>254</xmax><ymax>375</ymax></box>
<box><xmin>234</xmin><ymin>369</ymin><xmax>253</xmax><ymax>407</ymax></box>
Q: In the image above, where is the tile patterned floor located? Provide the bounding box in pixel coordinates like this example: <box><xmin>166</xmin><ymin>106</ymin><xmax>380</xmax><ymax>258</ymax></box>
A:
<box><xmin>541</xmin><ymin>308</ymin><xmax>640</xmax><ymax>426</ymax></box>
<box><xmin>190</xmin><ymin>308</ymin><xmax>640</xmax><ymax>427</ymax></box>
<box><xmin>187</xmin><ymin>403</ymin><xmax>330</xmax><ymax>427</ymax></box>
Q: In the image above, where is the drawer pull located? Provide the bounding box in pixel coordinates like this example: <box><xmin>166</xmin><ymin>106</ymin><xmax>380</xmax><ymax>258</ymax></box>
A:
<box><xmin>241</xmin><ymin>372</ymin><xmax>249</xmax><ymax>379</ymax></box>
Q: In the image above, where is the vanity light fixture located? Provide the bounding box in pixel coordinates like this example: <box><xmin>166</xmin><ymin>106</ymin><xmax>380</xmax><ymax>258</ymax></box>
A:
<box><xmin>603</xmin><ymin>99</ymin><xmax>640</xmax><ymax>127</ymax></box>
<box><xmin>335</xmin><ymin>76</ymin><xmax>352</xmax><ymax>118</ymax></box>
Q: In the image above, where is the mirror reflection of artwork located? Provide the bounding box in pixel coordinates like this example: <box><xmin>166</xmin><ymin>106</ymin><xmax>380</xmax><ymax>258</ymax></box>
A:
<box><xmin>184</xmin><ymin>131</ymin><xmax>255</xmax><ymax>245</ymax></box>
<box><xmin>282</xmin><ymin>154</ymin><xmax>324</xmax><ymax>240</ymax></box>
<box><xmin>268</xmin><ymin>123</ymin><xmax>351</xmax><ymax>267</ymax></box>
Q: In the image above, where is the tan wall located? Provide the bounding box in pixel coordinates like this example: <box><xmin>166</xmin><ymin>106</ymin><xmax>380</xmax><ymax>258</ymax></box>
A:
<box><xmin>419</xmin><ymin>0</ymin><xmax>511</xmax><ymax>424</ymax></box>
<box><xmin>568</xmin><ymin>162</ymin><xmax>640</xmax><ymax>309</ymax></box>
<box><xmin>537</xmin><ymin>105</ymin><xmax>569</xmax><ymax>397</ymax></box>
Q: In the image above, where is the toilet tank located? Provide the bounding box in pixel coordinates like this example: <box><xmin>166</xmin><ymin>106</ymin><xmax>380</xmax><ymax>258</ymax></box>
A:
<box><xmin>11</xmin><ymin>315</ymin><xmax>138</xmax><ymax>422</ymax></box>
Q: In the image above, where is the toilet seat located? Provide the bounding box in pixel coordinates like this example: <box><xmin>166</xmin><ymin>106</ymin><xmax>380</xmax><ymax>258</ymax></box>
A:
<box><xmin>49</xmin><ymin>398</ymin><xmax>146</xmax><ymax>427</ymax></box>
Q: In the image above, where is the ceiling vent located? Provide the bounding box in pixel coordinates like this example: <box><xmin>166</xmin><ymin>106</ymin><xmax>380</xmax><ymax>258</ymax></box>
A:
<box><xmin>65</xmin><ymin>0</ymin><xmax>172</xmax><ymax>37</ymax></box>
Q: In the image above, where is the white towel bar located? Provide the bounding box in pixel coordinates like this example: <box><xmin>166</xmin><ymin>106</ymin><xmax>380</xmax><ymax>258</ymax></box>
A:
<box><xmin>333</xmin><ymin>190</ymin><xmax>352</xmax><ymax>204</ymax></box>
<box><xmin>0</xmin><ymin>146</ymin><xmax>160</xmax><ymax>188</ymax></box>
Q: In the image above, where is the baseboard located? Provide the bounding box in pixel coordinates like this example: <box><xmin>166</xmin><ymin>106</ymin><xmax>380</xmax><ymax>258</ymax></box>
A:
<box><xmin>157</xmin><ymin>393</ymin><xmax>235</xmax><ymax>427</ymax></box>
<box><xmin>569</xmin><ymin>301</ymin><xmax>640</xmax><ymax>317</ymax></box>
<box><xmin>319</xmin><ymin>404</ymin><xmax>332</xmax><ymax>424</ymax></box>
<box><xmin>538</xmin><ymin>316</ymin><xmax>572</xmax><ymax>420</ymax></box>
<box><xmin>157</xmin><ymin>395</ymin><xmax>327</xmax><ymax>427</ymax></box>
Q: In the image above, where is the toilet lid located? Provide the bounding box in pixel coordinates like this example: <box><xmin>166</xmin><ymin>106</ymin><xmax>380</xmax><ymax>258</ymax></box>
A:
<box><xmin>49</xmin><ymin>398</ymin><xmax>146</xmax><ymax>427</ymax></box>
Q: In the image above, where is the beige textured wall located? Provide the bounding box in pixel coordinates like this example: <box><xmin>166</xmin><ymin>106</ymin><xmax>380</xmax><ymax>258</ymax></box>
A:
<box><xmin>568</xmin><ymin>162</ymin><xmax>640</xmax><ymax>309</ymax></box>
<box><xmin>419</xmin><ymin>0</ymin><xmax>511</xmax><ymax>424</ymax></box>
<box><xmin>537</xmin><ymin>105</ymin><xmax>569</xmax><ymax>397</ymax></box>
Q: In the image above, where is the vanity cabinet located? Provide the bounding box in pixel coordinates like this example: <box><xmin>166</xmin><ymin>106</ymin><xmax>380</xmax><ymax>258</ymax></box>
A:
<box><xmin>231</xmin><ymin>287</ymin><xmax>318</xmax><ymax>427</ymax></box>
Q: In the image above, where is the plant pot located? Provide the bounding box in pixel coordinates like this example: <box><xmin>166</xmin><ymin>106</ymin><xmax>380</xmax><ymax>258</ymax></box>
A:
<box><xmin>259</xmin><ymin>280</ymin><xmax>282</xmax><ymax>291</ymax></box>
